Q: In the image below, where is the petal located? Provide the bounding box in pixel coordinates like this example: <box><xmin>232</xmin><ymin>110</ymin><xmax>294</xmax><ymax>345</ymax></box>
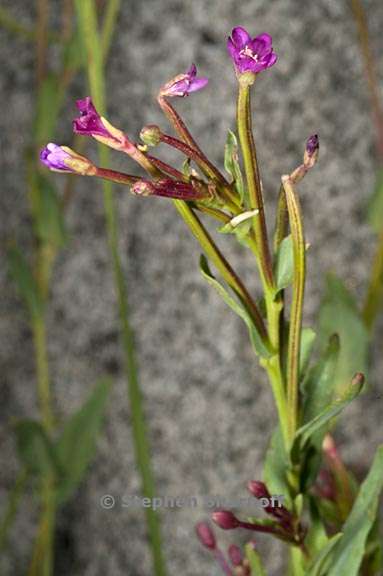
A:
<box><xmin>187</xmin><ymin>63</ymin><xmax>197</xmax><ymax>79</ymax></box>
<box><xmin>227</xmin><ymin>36</ymin><xmax>238</xmax><ymax>59</ymax></box>
<box><xmin>231</xmin><ymin>26</ymin><xmax>251</xmax><ymax>48</ymax></box>
<box><xmin>188</xmin><ymin>76</ymin><xmax>208</xmax><ymax>93</ymax></box>
<box><xmin>253</xmin><ymin>33</ymin><xmax>273</xmax><ymax>49</ymax></box>
<box><xmin>264</xmin><ymin>52</ymin><xmax>278</xmax><ymax>68</ymax></box>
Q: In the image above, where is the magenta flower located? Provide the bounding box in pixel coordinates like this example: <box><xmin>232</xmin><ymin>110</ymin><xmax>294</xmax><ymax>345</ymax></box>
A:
<box><xmin>159</xmin><ymin>64</ymin><xmax>208</xmax><ymax>98</ymax></box>
<box><xmin>305</xmin><ymin>134</ymin><xmax>319</xmax><ymax>158</ymax></box>
<box><xmin>73</xmin><ymin>97</ymin><xmax>127</xmax><ymax>150</ymax></box>
<box><xmin>227</xmin><ymin>27</ymin><xmax>277</xmax><ymax>75</ymax></box>
<box><xmin>40</xmin><ymin>143</ymin><xmax>95</xmax><ymax>175</ymax></box>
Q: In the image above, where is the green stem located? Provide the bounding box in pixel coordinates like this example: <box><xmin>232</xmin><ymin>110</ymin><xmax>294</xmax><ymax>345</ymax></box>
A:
<box><xmin>237</xmin><ymin>81</ymin><xmax>274</xmax><ymax>289</ymax></box>
<box><xmin>0</xmin><ymin>469</ymin><xmax>29</xmax><ymax>552</ymax></box>
<box><xmin>74</xmin><ymin>3</ymin><xmax>166</xmax><ymax>575</ymax></box>
<box><xmin>363</xmin><ymin>229</ymin><xmax>383</xmax><ymax>330</ymax></box>
<box><xmin>173</xmin><ymin>200</ymin><xmax>270</xmax><ymax>348</ymax></box>
<box><xmin>157</xmin><ymin>97</ymin><xmax>240</xmax><ymax>211</ymax></box>
<box><xmin>282</xmin><ymin>177</ymin><xmax>306</xmax><ymax>443</ymax></box>
<box><xmin>101</xmin><ymin>0</ymin><xmax>121</xmax><ymax>62</ymax></box>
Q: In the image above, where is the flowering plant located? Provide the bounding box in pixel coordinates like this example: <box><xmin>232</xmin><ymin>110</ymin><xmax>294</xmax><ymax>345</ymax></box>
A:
<box><xmin>37</xmin><ymin>23</ymin><xmax>383</xmax><ymax>575</ymax></box>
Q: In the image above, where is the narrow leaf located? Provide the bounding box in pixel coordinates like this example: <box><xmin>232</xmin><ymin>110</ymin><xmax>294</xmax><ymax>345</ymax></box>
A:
<box><xmin>8</xmin><ymin>246</ymin><xmax>43</xmax><ymax>319</ymax></box>
<box><xmin>34</xmin><ymin>173</ymin><xmax>67</xmax><ymax>247</ymax></box>
<box><xmin>306</xmin><ymin>533</ymin><xmax>343</xmax><ymax>576</ymax></box>
<box><xmin>294</xmin><ymin>373</ymin><xmax>364</xmax><ymax>452</ymax></box>
<box><xmin>263</xmin><ymin>426</ymin><xmax>292</xmax><ymax>507</ymax></box>
<box><xmin>367</xmin><ymin>168</ymin><xmax>383</xmax><ymax>233</ymax></box>
<box><xmin>55</xmin><ymin>378</ymin><xmax>112</xmax><ymax>503</ymax></box>
<box><xmin>326</xmin><ymin>445</ymin><xmax>383</xmax><ymax>576</ymax></box>
<box><xmin>200</xmin><ymin>254</ymin><xmax>272</xmax><ymax>359</ymax></box>
<box><xmin>274</xmin><ymin>234</ymin><xmax>294</xmax><ymax>293</ymax></box>
<box><xmin>318</xmin><ymin>275</ymin><xmax>368</xmax><ymax>395</ymax></box>
<box><xmin>14</xmin><ymin>420</ymin><xmax>61</xmax><ymax>478</ymax></box>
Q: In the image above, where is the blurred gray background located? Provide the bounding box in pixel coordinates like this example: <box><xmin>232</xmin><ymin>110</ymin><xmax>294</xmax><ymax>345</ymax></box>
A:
<box><xmin>1</xmin><ymin>0</ymin><xmax>383</xmax><ymax>574</ymax></box>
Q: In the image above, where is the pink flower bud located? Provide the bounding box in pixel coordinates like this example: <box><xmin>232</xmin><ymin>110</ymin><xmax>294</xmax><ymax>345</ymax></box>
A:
<box><xmin>247</xmin><ymin>481</ymin><xmax>270</xmax><ymax>500</ymax></box>
<box><xmin>228</xmin><ymin>544</ymin><xmax>243</xmax><ymax>566</ymax></box>
<box><xmin>212</xmin><ymin>511</ymin><xmax>240</xmax><ymax>530</ymax></box>
<box><xmin>195</xmin><ymin>522</ymin><xmax>216</xmax><ymax>550</ymax></box>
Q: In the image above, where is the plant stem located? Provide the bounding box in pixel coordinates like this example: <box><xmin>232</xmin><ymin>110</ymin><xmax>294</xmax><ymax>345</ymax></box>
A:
<box><xmin>101</xmin><ymin>0</ymin><xmax>121</xmax><ymax>61</ymax></box>
<box><xmin>282</xmin><ymin>177</ymin><xmax>306</xmax><ymax>443</ymax></box>
<box><xmin>74</xmin><ymin>3</ymin><xmax>167</xmax><ymax>574</ymax></box>
<box><xmin>237</xmin><ymin>81</ymin><xmax>274</xmax><ymax>289</ymax></box>
<box><xmin>173</xmin><ymin>200</ymin><xmax>270</xmax><ymax>348</ymax></box>
<box><xmin>363</xmin><ymin>229</ymin><xmax>383</xmax><ymax>330</ymax></box>
<box><xmin>0</xmin><ymin>469</ymin><xmax>29</xmax><ymax>552</ymax></box>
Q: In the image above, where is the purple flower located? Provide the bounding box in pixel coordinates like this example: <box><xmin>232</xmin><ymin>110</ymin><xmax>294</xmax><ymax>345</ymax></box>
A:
<box><xmin>73</xmin><ymin>97</ymin><xmax>128</xmax><ymax>150</ymax></box>
<box><xmin>40</xmin><ymin>143</ymin><xmax>74</xmax><ymax>172</ymax></box>
<box><xmin>305</xmin><ymin>134</ymin><xmax>319</xmax><ymax>158</ymax></box>
<box><xmin>40</xmin><ymin>143</ymin><xmax>95</xmax><ymax>175</ymax></box>
<box><xmin>227</xmin><ymin>27</ymin><xmax>277</xmax><ymax>74</ymax></box>
<box><xmin>160</xmin><ymin>64</ymin><xmax>208</xmax><ymax>97</ymax></box>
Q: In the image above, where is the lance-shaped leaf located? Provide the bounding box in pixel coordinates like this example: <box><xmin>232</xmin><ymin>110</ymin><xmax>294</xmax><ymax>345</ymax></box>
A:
<box><xmin>8</xmin><ymin>246</ymin><xmax>44</xmax><ymax>319</ymax></box>
<box><xmin>263</xmin><ymin>426</ymin><xmax>292</xmax><ymax>507</ymax></box>
<box><xmin>306</xmin><ymin>533</ymin><xmax>343</xmax><ymax>576</ymax></box>
<box><xmin>318</xmin><ymin>275</ymin><xmax>368</xmax><ymax>395</ymax></box>
<box><xmin>293</xmin><ymin>373</ymin><xmax>364</xmax><ymax>455</ymax></box>
<box><xmin>224</xmin><ymin>129</ymin><xmax>246</xmax><ymax>203</ymax></box>
<box><xmin>302</xmin><ymin>334</ymin><xmax>340</xmax><ymax>433</ymax></box>
<box><xmin>200</xmin><ymin>254</ymin><xmax>272</xmax><ymax>359</ymax></box>
<box><xmin>55</xmin><ymin>378</ymin><xmax>112</xmax><ymax>504</ymax></box>
<box><xmin>274</xmin><ymin>234</ymin><xmax>293</xmax><ymax>293</ymax></box>
<box><xmin>14</xmin><ymin>420</ymin><xmax>61</xmax><ymax>478</ymax></box>
<box><xmin>325</xmin><ymin>445</ymin><xmax>383</xmax><ymax>576</ymax></box>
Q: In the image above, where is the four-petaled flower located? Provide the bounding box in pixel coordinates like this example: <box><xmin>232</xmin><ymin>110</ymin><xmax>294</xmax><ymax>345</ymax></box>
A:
<box><xmin>227</xmin><ymin>27</ymin><xmax>277</xmax><ymax>75</ymax></box>
<box><xmin>40</xmin><ymin>143</ymin><xmax>95</xmax><ymax>175</ymax></box>
<box><xmin>73</xmin><ymin>97</ymin><xmax>128</xmax><ymax>150</ymax></box>
<box><xmin>159</xmin><ymin>64</ymin><xmax>208</xmax><ymax>97</ymax></box>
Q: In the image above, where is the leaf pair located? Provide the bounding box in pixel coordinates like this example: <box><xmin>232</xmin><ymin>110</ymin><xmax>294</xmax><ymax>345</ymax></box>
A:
<box><xmin>14</xmin><ymin>379</ymin><xmax>111</xmax><ymax>505</ymax></box>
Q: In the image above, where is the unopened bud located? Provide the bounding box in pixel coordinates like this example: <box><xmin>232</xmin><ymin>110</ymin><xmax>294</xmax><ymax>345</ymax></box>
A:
<box><xmin>195</xmin><ymin>522</ymin><xmax>216</xmax><ymax>550</ymax></box>
<box><xmin>303</xmin><ymin>134</ymin><xmax>319</xmax><ymax>167</ymax></box>
<box><xmin>212</xmin><ymin>511</ymin><xmax>240</xmax><ymax>530</ymax></box>
<box><xmin>247</xmin><ymin>481</ymin><xmax>270</xmax><ymax>500</ymax></box>
<box><xmin>228</xmin><ymin>544</ymin><xmax>243</xmax><ymax>566</ymax></box>
<box><xmin>140</xmin><ymin>125</ymin><xmax>162</xmax><ymax>147</ymax></box>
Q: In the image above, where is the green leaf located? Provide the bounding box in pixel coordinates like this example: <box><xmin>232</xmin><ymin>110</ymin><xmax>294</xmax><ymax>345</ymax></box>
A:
<box><xmin>274</xmin><ymin>235</ymin><xmax>293</xmax><ymax>293</ymax></box>
<box><xmin>224</xmin><ymin>130</ymin><xmax>245</xmax><ymax>203</ymax></box>
<box><xmin>302</xmin><ymin>334</ymin><xmax>340</xmax><ymax>430</ymax></box>
<box><xmin>62</xmin><ymin>29</ymin><xmax>86</xmax><ymax>71</ymax></box>
<box><xmin>33</xmin><ymin>74</ymin><xmax>64</xmax><ymax>145</ymax></box>
<box><xmin>14</xmin><ymin>420</ymin><xmax>61</xmax><ymax>478</ymax></box>
<box><xmin>55</xmin><ymin>378</ymin><xmax>112</xmax><ymax>504</ymax></box>
<box><xmin>326</xmin><ymin>445</ymin><xmax>383</xmax><ymax>576</ymax></box>
<box><xmin>8</xmin><ymin>246</ymin><xmax>43</xmax><ymax>319</ymax></box>
<box><xmin>299</xmin><ymin>327</ymin><xmax>317</xmax><ymax>379</ymax></box>
<box><xmin>318</xmin><ymin>275</ymin><xmax>368</xmax><ymax>394</ymax></box>
<box><xmin>306</xmin><ymin>533</ymin><xmax>343</xmax><ymax>576</ymax></box>
<box><xmin>199</xmin><ymin>254</ymin><xmax>272</xmax><ymax>359</ymax></box>
<box><xmin>367</xmin><ymin>168</ymin><xmax>383</xmax><ymax>233</ymax></box>
<box><xmin>245</xmin><ymin>542</ymin><xmax>267</xmax><ymax>576</ymax></box>
<box><xmin>33</xmin><ymin>173</ymin><xmax>67</xmax><ymax>247</ymax></box>
<box><xmin>293</xmin><ymin>373</ymin><xmax>363</xmax><ymax>454</ymax></box>
<box><xmin>263</xmin><ymin>426</ymin><xmax>292</xmax><ymax>507</ymax></box>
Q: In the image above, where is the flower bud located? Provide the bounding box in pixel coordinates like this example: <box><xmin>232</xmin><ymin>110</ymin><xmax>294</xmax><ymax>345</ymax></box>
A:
<box><xmin>212</xmin><ymin>511</ymin><xmax>240</xmax><ymax>530</ymax></box>
<box><xmin>40</xmin><ymin>143</ymin><xmax>96</xmax><ymax>175</ymax></box>
<box><xmin>159</xmin><ymin>64</ymin><xmax>208</xmax><ymax>98</ymax></box>
<box><xmin>195</xmin><ymin>522</ymin><xmax>216</xmax><ymax>550</ymax></box>
<box><xmin>228</xmin><ymin>544</ymin><xmax>243</xmax><ymax>566</ymax></box>
<box><xmin>247</xmin><ymin>481</ymin><xmax>270</xmax><ymax>500</ymax></box>
<box><xmin>140</xmin><ymin>125</ymin><xmax>162</xmax><ymax>147</ymax></box>
<box><xmin>303</xmin><ymin>134</ymin><xmax>319</xmax><ymax>168</ymax></box>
